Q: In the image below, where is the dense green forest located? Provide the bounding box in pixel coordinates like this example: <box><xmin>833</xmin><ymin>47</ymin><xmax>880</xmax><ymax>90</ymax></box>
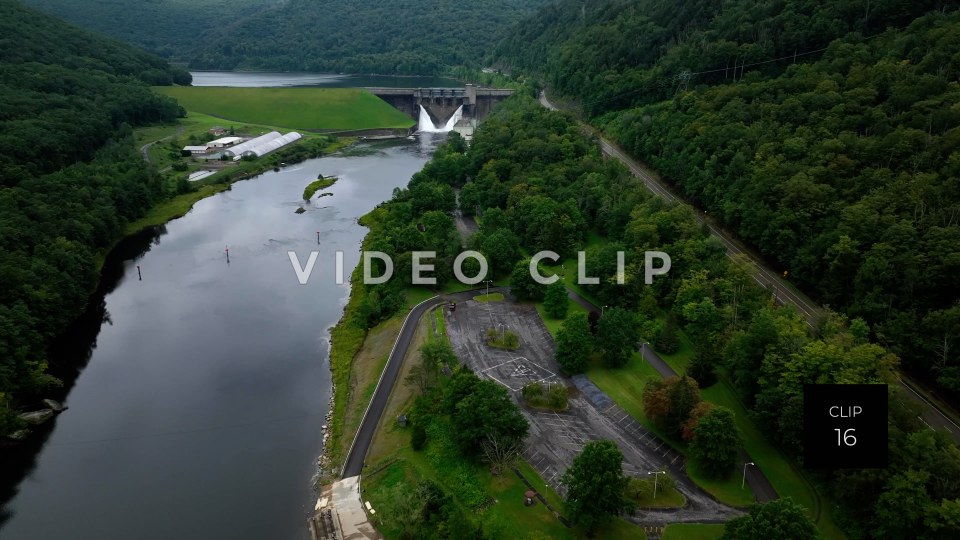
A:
<box><xmin>27</xmin><ymin>0</ymin><xmax>551</xmax><ymax>75</ymax></box>
<box><xmin>0</xmin><ymin>0</ymin><xmax>188</xmax><ymax>432</ymax></box>
<box><xmin>23</xmin><ymin>0</ymin><xmax>281</xmax><ymax>60</ymax></box>
<box><xmin>496</xmin><ymin>0</ymin><xmax>960</xmax><ymax>400</ymax></box>
<box><xmin>360</xmin><ymin>94</ymin><xmax>960</xmax><ymax>538</ymax></box>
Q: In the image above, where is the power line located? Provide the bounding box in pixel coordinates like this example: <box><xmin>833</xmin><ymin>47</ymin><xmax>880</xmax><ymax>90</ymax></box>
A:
<box><xmin>578</xmin><ymin>31</ymin><xmax>889</xmax><ymax>108</ymax></box>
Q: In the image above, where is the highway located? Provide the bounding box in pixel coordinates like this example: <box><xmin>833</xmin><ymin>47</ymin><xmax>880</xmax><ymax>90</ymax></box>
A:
<box><xmin>539</xmin><ymin>90</ymin><xmax>960</xmax><ymax>445</ymax></box>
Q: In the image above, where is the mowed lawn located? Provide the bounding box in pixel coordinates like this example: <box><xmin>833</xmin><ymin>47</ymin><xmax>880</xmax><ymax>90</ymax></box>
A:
<box><xmin>154</xmin><ymin>86</ymin><xmax>415</xmax><ymax>131</ymax></box>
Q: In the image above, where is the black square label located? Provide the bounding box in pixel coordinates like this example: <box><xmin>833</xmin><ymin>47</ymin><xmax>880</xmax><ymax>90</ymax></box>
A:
<box><xmin>803</xmin><ymin>384</ymin><xmax>887</xmax><ymax>469</ymax></box>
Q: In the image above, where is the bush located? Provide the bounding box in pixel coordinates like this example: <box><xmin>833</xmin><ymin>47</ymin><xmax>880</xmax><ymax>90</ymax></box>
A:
<box><xmin>485</xmin><ymin>328</ymin><xmax>520</xmax><ymax>349</ymax></box>
<box><xmin>521</xmin><ymin>382</ymin><xmax>568</xmax><ymax>410</ymax></box>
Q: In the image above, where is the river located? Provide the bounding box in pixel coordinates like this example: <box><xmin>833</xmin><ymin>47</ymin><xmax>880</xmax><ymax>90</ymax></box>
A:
<box><xmin>0</xmin><ymin>134</ymin><xmax>445</xmax><ymax>539</ymax></box>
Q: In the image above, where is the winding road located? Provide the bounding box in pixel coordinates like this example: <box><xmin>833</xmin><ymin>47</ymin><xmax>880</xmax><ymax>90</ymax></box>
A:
<box><xmin>341</xmin><ymin>288</ymin><xmax>499</xmax><ymax>478</ymax></box>
<box><xmin>539</xmin><ymin>90</ymin><xmax>960</xmax><ymax>445</ymax></box>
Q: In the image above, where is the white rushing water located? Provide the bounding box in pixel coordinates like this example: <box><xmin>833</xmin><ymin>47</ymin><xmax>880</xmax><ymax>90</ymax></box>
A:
<box><xmin>418</xmin><ymin>104</ymin><xmax>463</xmax><ymax>132</ymax></box>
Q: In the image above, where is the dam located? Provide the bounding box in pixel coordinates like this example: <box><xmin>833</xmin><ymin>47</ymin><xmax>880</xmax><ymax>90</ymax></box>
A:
<box><xmin>366</xmin><ymin>84</ymin><xmax>513</xmax><ymax>136</ymax></box>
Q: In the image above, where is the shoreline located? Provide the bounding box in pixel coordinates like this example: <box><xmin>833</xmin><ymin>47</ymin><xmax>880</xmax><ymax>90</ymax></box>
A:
<box><xmin>5</xmin><ymin>135</ymin><xmax>355</xmax><ymax>444</ymax></box>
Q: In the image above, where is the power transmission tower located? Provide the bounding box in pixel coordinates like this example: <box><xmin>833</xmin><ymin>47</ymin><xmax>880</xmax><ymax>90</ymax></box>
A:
<box><xmin>675</xmin><ymin>70</ymin><xmax>691</xmax><ymax>95</ymax></box>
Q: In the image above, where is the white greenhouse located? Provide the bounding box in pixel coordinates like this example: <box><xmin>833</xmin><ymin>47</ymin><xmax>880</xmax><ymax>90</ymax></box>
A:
<box><xmin>222</xmin><ymin>131</ymin><xmax>282</xmax><ymax>158</ymax></box>
<box><xmin>241</xmin><ymin>132</ymin><xmax>302</xmax><ymax>158</ymax></box>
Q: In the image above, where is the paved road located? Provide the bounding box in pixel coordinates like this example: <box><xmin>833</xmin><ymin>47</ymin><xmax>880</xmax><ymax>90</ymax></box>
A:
<box><xmin>540</xmin><ymin>90</ymin><xmax>960</xmax><ymax>446</ymax></box>
<box><xmin>341</xmin><ymin>288</ymin><xmax>501</xmax><ymax>478</ymax></box>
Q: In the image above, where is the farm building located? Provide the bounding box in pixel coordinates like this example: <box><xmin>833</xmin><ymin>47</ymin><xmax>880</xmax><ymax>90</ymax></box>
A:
<box><xmin>209</xmin><ymin>126</ymin><xmax>226</xmax><ymax>136</ymax></box>
<box><xmin>240</xmin><ymin>132</ymin><xmax>302</xmax><ymax>158</ymax></box>
<box><xmin>208</xmin><ymin>136</ymin><xmax>243</xmax><ymax>148</ymax></box>
<box><xmin>183</xmin><ymin>145</ymin><xmax>208</xmax><ymax>155</ymax></box>
<box><xmin>222</xmin><ymin>131</ymin><xmax>281</xmax><ymax>158</ymax></box>
<box><xmin>223</xmin><ymin>131</ymin><xmax>302</xmax><ymax>159</ymax></box>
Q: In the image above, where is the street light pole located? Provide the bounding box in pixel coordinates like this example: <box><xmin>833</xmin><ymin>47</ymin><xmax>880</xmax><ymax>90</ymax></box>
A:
<box><xmin>602</xmin><ymin>305</ymin><xmax>609</xmax><ymax>315</ymax></box>
<box><xmin>741</xmin><ymin>462</ymin><xmax>755</xmax><ymax>489</ymax></box>
<box><xmin>483</xmin><ymin>279</ymin><xmax>495</xmax><ymax>329</ymax></box>
<box><xmin>647</xmin><ymin>470</ymin><xmax>665</xmax><ymax>499</ymax></box>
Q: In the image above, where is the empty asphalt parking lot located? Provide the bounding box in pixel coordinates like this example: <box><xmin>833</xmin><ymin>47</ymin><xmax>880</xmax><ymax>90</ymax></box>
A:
<box><xmin>443</xmin><ymin>296</ymin><xmax>742</xmax><ymax>526</ymax></box>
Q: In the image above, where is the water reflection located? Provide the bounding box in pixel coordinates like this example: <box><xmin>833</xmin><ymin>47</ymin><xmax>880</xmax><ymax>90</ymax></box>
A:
<box><xmin>0</xmin><ymin>139</ymin><xmax>440</xmax><ymax>540</ymax></box>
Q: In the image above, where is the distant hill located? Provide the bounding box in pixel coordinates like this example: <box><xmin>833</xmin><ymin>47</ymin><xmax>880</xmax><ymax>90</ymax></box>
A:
<box><xmin>0</xmin><ymin>0</ymin><xmax>187</xmax><ymax>432</ymax></box>
<box><xmin>23</xmin><ymin>0</ymin><xmax>282</xmax><ymax>60</ymax></box>
<box><xmin>26</xmin><ymin>0</ymin><xmax>551</xmax><ymax>75</ymax></box>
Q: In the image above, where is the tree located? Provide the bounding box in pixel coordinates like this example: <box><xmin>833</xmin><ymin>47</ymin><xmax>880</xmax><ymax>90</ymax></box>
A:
<box><xmin>655</xmin><ymin>312</ymin><xmax>680</xmax><ymax>354</ymax></box>
<box><xmin>451</xmin><ymin>378</ymin><xmax>529</xmax><ymax>457</ymax></box>
<box><xmin>443</xmin><ymin>367</ymin><xmax>480</xmax><ymax>414</ymax></box>
<box><xmin>681</xmin><ymin>401</ymin><xmax>714</xmax><ymax>441</ymax></box>
<box><xmin>925</xmin><ymin>498</ymin><xmax>960</xmax><ymax>540</ymax></box>
<box><xmin>543</xmin><ymin>280</ymin><xmax>569</xmax><ymax>319</ymax></box>
<box><xmin>690</xmin><ymin>406</ymin><xmax>740</xmax><ymax>477</ymax></box>
<box><xmin>555</xmin><ymin>312</ymin><xmax>593</xmax><ymax>374</ymax></box>
<box><xmin>722</xmin><ymin>499</ymin><xmax>819</xmax><ymax>540</ymax></box>
<box><xmin>597</xmin><ymin>307</ymin><xmax>639</xmax><ymax>368</ymax></box>
<box><xmin>562</xmin><ymin>440</ymin><xmax>628</xmax><ymax>534</ymax></box>
<box><xmin>872</xmin><ymin>470</ymin><xmax>933</xmax><ymax>539</ymax></box>
<box><xmin>480</xmin><ymin>432</ymin><xmax>521</xmax><ymax>476</ymax></box>
<box><xmin>478</xmin><ymin>228</ymin><xmax>521</xmax><ymax>276</ymax></box>
<box><xmin>509</xmin><ymin>258</ymin><xmax>545</xmax><ymax>301</ymax></box>
<box><xmin>688</xmin><ymin>336</ymin><xmax>718</xmax><ymax>387</ymax></box>
<box><xmin>421</xmin><ymin>340</ymin><xmax>457</xmax><ymax>367</ymax></box>
<box><xmin>643</xmin><ymin>376</ymin><xmax>702</xmax><ymax>440</ymax></box>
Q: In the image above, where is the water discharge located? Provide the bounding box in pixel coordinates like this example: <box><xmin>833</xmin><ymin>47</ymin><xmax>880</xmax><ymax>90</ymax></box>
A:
<box><xmin>418</xmin><ymin>104</ymin><xmax>463</xmax><ymax>132</ymax></box>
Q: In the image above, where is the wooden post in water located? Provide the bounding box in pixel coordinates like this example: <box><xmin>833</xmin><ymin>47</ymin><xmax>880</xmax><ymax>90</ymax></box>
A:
<box><xmin>137</xmin><ymin>265</ymin><xmax>141</xmax><ymax>280</ymax></box>
<box><xmin>225</xmin><ymin>246</ymin><xmax>230</xmax><ymax>264</ymax></box>
<box><xmin>317</xmin><ymin>231</ymin><xmax>320</xmax><ymax>245</ymax></box>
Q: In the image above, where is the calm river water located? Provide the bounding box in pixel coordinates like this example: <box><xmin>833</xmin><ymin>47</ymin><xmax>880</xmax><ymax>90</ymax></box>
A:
<box><xmin>0</xmin><ymin>135</ymin><xmax>444</xmax><ymax>539</ymax></box>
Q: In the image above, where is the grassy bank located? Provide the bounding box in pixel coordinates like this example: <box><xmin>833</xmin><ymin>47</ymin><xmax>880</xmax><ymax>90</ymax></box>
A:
<box><xmin>662</xmin><ymin>523</ymin><xmax>724</xmax><ymax>540</ymax></box>
<box><xmin>155</xmin><ymin>87</ymin><xmax>415</xmax><ymax>131</ymax></box>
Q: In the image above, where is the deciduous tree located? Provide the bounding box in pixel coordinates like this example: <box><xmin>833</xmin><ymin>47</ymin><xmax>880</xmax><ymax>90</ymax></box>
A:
<box><xmin>562</xmin><ymin>440</ymin><xmax>628</xmax><ymax>534</ymax></box>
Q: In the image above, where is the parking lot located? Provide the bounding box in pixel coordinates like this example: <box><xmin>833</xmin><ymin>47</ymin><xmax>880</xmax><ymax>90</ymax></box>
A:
<box><xmin>444</xmin><ymin>297</ymin><xmax>742</xmax><ymax>526</ymax></box>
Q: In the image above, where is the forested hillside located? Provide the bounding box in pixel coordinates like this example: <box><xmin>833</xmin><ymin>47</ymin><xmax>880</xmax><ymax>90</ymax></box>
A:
<box><xmin>24</xmin><ymin>0</ymin><xmax>281</xmax><ymax>60</ymax></box>
<box><xmin>28</xmin><ymin>0</ymin><xmax>551</xmax><ymax>75</ymax></box>
<box><xmin>0</xmin><ymin>0</ymin><xmax>188</xmax><ymax>433</ymax></box>
<box><xmin>497</xmin><ymin>1</ymin><xmax>960</xmax><ymax>400</ymax></box>
<box><xmin>355</xmin><ymin>94</ymin><xmax>960</xmax><ymax>539</ymax></box>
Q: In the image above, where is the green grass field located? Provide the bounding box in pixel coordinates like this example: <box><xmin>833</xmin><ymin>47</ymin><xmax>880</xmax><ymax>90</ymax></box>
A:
<box><xmin>661</xmin><ymin>523</ymin><xmax>724</xmax><ymax>540</ymax></box>
<box><xmin>474</xmin><ymin>292</ymin><xmax>505</xmax><ymax>303</ymax></box>
<box><xmin>155</xmin><ymin>87</ymin><xmax>415</xmax><ymax>131</ymax></box>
